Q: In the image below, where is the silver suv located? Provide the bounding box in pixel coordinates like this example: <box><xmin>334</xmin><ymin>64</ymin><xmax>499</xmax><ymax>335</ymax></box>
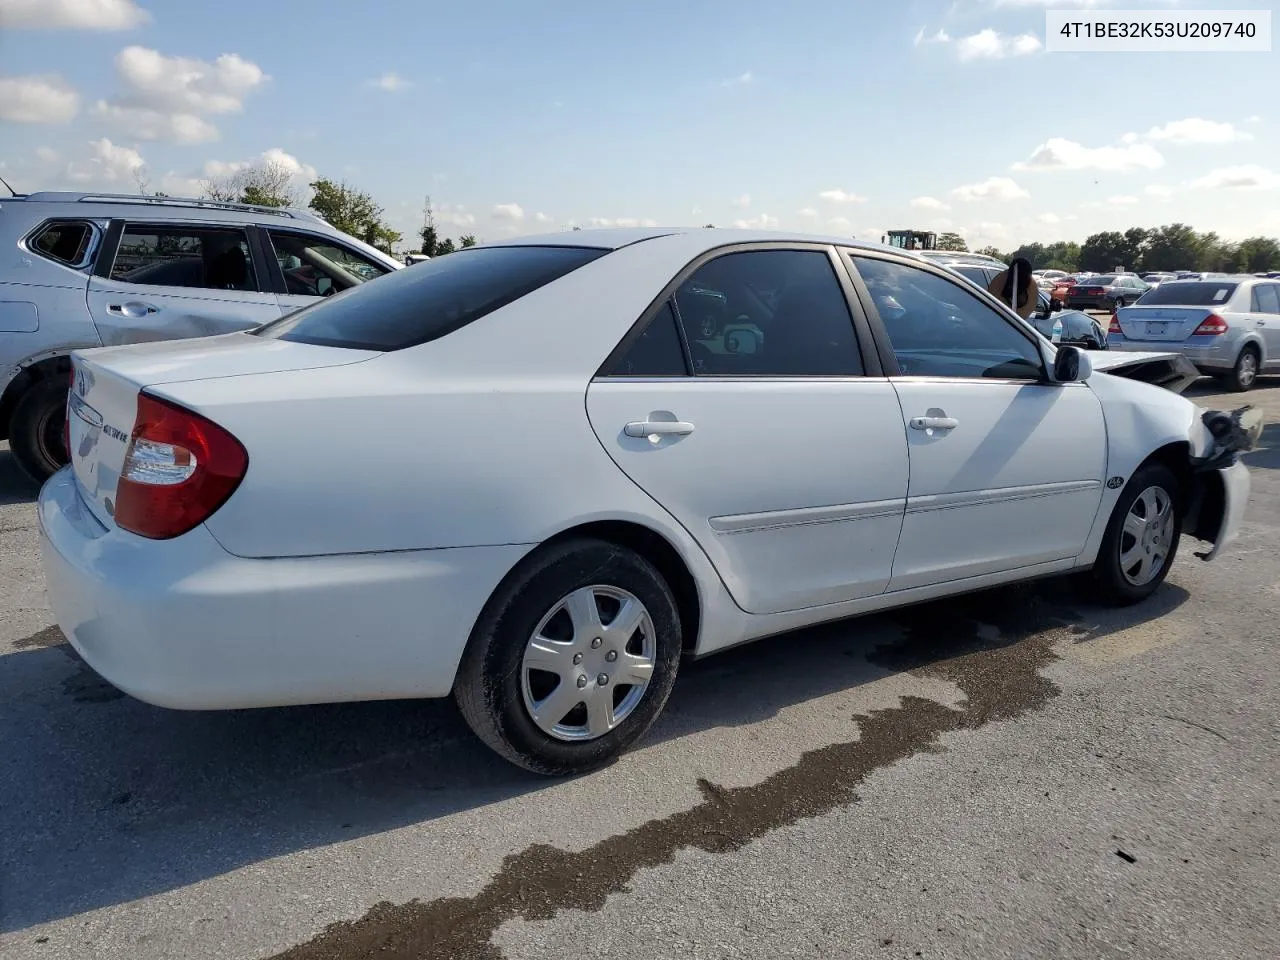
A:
<box><xmin>0</xmin><ymin>191</ymin><xmax>401</xmax><ymax>481</ymax></box>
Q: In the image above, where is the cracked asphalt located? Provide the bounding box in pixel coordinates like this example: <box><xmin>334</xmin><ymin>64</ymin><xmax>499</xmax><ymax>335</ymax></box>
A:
<box><xmin>1</xmin><ymin>381</ymin><xmax>1277</xmax><ymax>960</ymax></box>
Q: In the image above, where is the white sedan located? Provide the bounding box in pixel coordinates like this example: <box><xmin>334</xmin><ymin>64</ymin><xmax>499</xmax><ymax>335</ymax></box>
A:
<box><xmin>39</xmin><ymin>228</ymin><xmax>1257</xmax><ymax>775</ymax></box>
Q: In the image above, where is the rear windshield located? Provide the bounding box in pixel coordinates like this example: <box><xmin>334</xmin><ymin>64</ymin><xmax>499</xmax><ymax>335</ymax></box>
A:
<box><xmin>1082</xmin><ymin>275</ymin><xmax>1117</xmax><ymax>285</ymax></box>
<box><xmin>1137</xmin><ymin>281</ymin><xmax>1239</xmax><ymax>306</ymax></box>
<box><xmin>254</xmin><ymin>245</ymin><xmax>608</xmax><ymax>351</ymax></box>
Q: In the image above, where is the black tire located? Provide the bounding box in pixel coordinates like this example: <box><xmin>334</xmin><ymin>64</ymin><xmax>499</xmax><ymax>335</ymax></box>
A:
<box><xmin>1221</xmin><ymin>344</ymin><xmax>1260</xmax><ymax>392</ymax></box>
<box><xmin>1114</xmin><ymin>296</ymin><xmax>1127</xmax><ymax>309</ymax></box>
<box><xmin>9</xmin><ymin>377</ymin><xmax>70</xmax><ymax>484</ymax></box>
<box><xmin>1083</xmin><ymin>462</ymin><xmax>1181</xmax><ymax>607</ymax></box>
<box><xmin>454</xmin><ymin>538</ymin><xmax>682</xmax><ymax>776</ymax></box>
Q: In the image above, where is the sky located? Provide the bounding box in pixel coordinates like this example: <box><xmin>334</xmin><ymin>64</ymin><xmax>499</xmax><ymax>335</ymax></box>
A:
<box><xmin>1</xmin><ymin>0</ymin><xmax>1277</xmax><ymax>253</ymax></box>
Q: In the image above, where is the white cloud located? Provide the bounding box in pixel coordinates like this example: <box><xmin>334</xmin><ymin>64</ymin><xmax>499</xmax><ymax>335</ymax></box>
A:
<box><xmin>534</xmin><ymin>211</ymin><xmax>553</xmax><ymax>224</ymax></box>
<box><xmin>1013</xmin><ymin>137</ymin><xmax>1165</xmax><ymax>172</ymax></box>
<box><xmin>732</xmin><ymin>193</ymin><xmax>751</xmax><ymax>208</ymax></box>
<box><xmin>951</xmin><ymin>176</ymin><xmax>1030</xmax><ymax>202</ymax></box>
<box><xmin>90</xmin><ymin>101</ymin><xmax>217</xmax><ymax>143</ymax></box>
<box><xmin>65</xmin><ymin>137</ymin><xmax>144</xmax><ymax>185</ymax></box>
<box><xmin>910</xmin><ymin>195</ymin><xmax>950</xmax><ymax>211</ymax></box>
<box><xmin>1191</xmin><ymin>165</ymin><xmax>1280</xmax><ymax>190</ymax></box>
<box><xmin>35</xmin><ymin>146</ymin><xmax>60</xmax><ymax>163</ymax></box>
<box><xmin>0</xmin><ymin>74</ymin><xmax>79</xmax><ymax>123</ymax></box>
<box><xmin>1244</xmin><ymin>114</ymin><xmax>1261</xmax><ymax>123</ymax></box>
<box><xmin>434</xmin><ymin>203</ymin><xmax>475</xmax><ymax>227</ymax></box>
<box><xmin>913</xmin><ymin>27</ymin><xmax>951</xmax><ymax>45</ymax></box>
<box><xmin>258</xmin><ymin>147</ymin><xmax>315</xmax><ymax>179</ymax></box>
<box><xmin>0</xmin><ymin>0</ymin><xmax>149</xmax><ymax>30</ymax></box>
<box><xmin>1107</xmin><ymin>195</ymin><xmax>1138</xmax><ymax>205</ymax></box>
<box><xmin>720</xmin><ymin>71</ymin><xmax>753</xmax><ymax>87</ymax></box>
<box><xmin>587</xmin><ymin>217</ymin><xmax>658</xmax><ymax>228</ymax></box>
<box><xmin>1142</xmin><ymin>117</ymin><xmax>1252</xmax><ymax>145</ymax></box>
<box><xmin>492</xmin><ymin>202</ymin><xmax>525</xmax><ymax>221</ymax></box>
<box><xmin>1145</xmin><ymin>184</ymin><xmax>1174</xmax><ymax>198</ymax></box>
<box><xmin>370</xmin><ymin>72</ymin><xmax>410</xmax><ymax>93</ymax></box>
<box><xmin>92</xmin><ymin>46</ymin><xmax>268</xmax><ymax>143</ymax></box>
<box><xmin>858</xmin><ymin>228</ymin><xmax>884</xmax><ymax>241</ymax></box>
<box><xmin>827</xmin><ymin>216</ymin><xmax>853</xmax><ymax>231</ymax></box>
<box><xmin>798</xmin><ymin>207</ymin><xmax>819</xmax><ymax>218</ymax></box>
<box><xmin>1036</xmin><ymin>212</ymin><xmax>1061</xmax><ymax>224</ymax></box>
<box><xmin>955</xmin><ymin>29</ymin><xmax>1042</xmax><ymax>61</ymax></box>
<box><xmin>988</xmin><ymin>0</ymin><xmax>1110</xmax><ymax>6</ymax></box>
<box><xmin>927</xmin><ymin>218</ymin><xmax>953</xmax><ymax>231</ymax></box>
<box><xmin>976</xmin><ymin>221</ymin><xmax>1008</xmax><ymax>240</ymax></box>
<box><xmin>731</xmin><ymin>213</ymin><xmax>780</xmax><ymax>229</ymax></box>
<box><xmin>690</xmin><ymin>205</ymin><xmax>703</xmax><ymax>216</ymax></box>
<box><xmin>818</xmin><ymin>188</ymin><xmax>866</xmax><ymax>203</ymax></box>
<box><xmin>157</xmin><ymin>147</ymin><xmax>317</xmax><ymax>199</ymax></box>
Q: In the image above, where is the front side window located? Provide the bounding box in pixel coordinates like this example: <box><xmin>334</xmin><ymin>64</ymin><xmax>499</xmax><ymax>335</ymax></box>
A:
<box><xmin>30</xmin><ymin>221</ymin><xmax>95</xmax><ymax>267</ymax></box>
<box><xmin>268</xmin><ymin>231</ymin><xmax>391</xmax><ymax>297</ymax></box>
<box><xmin>670</xmin><ymin>249</ymin><xmax>863</xmax><ymax>376</ymax></box>
<box><xmin>851</xmin><ymin>256</ymin><xmax>1044</xmax><ymax>380</ymax></box>
<box><xmin>111</xmin><ymin>225</ymin><xmax>259</xmax><ymax>291</ymax></box>
<box><xmin>255</xmin><ymin>244</ymin><xmax>607</xmax><ymax>351</ymax></box>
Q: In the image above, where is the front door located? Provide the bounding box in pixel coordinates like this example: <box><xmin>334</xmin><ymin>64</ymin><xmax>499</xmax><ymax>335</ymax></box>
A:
<box><xmin>586</xmin><ymin>247</ymin><xmax>909</xmax><ymax>616</ymax></box>
<box><xmin>87</xmin><ymin>221</ymin><xmax>281</xmax><ymax>345</ymax></box>
<box><xmin>846</xmin><ymin>252</ymin><xmax>1108</xmax><ymax>591</ymax></box>
<box><xmin>262</xmin><ymin>229</ymin><xmax>394</xmax><ymax>316</ymax></box>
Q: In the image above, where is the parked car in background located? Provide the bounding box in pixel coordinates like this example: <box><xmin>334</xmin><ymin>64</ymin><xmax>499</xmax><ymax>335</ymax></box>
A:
<box><xmin>39</xmin><ymin>227</ymin><xmax>1254</xmax><ymax>775</ymax></box>
<box><xmin>0</xmin><ymin>191</ymin><xmax>402</xmax><ymax>482</ymax></box>
<box><xmin>1108</xmin><ymin>276</ymin><xmax>1280</xmax><ymax>390</ymax></box>
<box><xmin>1065</xmin><ymin>274</ymin><xmax>1150</xmax><ymax>310</ymax></box>
<box><xmin>943</xmin><ymin>261</ymin><xmax>1109</xmax><ymax>349</ymax></box>
<box><xmin>916</xmin><ymin>250</ymin><xmax>1007</xmax><ymax>271</ymax></box>
<box><xmin>405</xmin><ymin>253</ymin><xmax>431</xmax><ymax>265</ymax></box>
<box><xmin>1141</xmin><ymin>272</ymin><xmax>1177</xmax><ymax>289</ymax></box>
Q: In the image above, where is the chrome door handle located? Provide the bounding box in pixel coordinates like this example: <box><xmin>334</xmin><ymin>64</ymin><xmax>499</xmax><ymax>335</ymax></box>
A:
<box><xmin>910</xmin><ymin>416</ymin><xmax>959</xmax><ymax>431</ymax></box>
<box><xmin>107</xmin><ymin>302</ymin><xmax>158</xmax><ymax>317</ymax></box>
<box><xmin>624</xmin><ymin>420</ymin><xmax>695</xmax><ymax>438</ymax></box>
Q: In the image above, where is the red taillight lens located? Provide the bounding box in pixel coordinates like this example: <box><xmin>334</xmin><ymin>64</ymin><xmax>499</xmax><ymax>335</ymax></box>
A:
<box><xmin>1192</xmin><ymin>313</ymin><xmax>1229</xmax><ymax>336</ymax></box>
<box><xmin>114</xmin><ymin>394</ymin><xmax>248</xmax><ymax>540</ymax></box>
<box><xmin>1109</xmin><ymin>315</ymin><xmax>1123</xmax><ymax>334</ymax></box>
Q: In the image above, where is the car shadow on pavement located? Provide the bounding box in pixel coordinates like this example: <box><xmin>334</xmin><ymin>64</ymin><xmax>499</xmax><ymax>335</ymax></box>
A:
<box><xmin>0</xmin><ymin>448</ymin><xmax>40</xmax><ymax>506</ymax></box>
<box><xmin>1242</xmin><ymin>422</ymin><xmax>1280</xmax><ymax>471</ymax></box>
<box><xmin>0</xmin><ymin>577</ymin><xmax>1188</xmax><ymax>933</ymax></box>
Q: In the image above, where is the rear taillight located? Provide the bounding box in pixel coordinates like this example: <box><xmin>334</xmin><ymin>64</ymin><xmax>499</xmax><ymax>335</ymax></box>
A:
<box><xmin>1192</xmin><ymin>313</ymin><xmax>1229</xmax><ymax>336</ymax></box>
<box><xmin>1109</xmin><ymin>315</ymin><xmax>1122</xmax><ymax>334</ymax></box>
<box><xmin>114</xmin><ymin>394</ymin><xmax>248</xmax><ymax>540</ymax></box>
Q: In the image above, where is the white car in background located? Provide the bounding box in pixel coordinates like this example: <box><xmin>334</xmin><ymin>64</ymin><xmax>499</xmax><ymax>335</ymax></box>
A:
<box><xmin>39</xmin><ymin>228</ymin><xmax>1258</xmax><ymax>775</ymax></box>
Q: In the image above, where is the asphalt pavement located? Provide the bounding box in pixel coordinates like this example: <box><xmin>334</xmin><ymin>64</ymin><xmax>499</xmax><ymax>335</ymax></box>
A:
<box><xmin>1</xmin><ymin>379</ymin><xmax>1277</xmax><ymax>960</ymax></box>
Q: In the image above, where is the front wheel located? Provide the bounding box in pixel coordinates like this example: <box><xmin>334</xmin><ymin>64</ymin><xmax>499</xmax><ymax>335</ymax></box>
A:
<box><xmin>455</xmin><ymin>538</ymin><xmax>682</xmax><ymax>775</ymax></box>
<box><xmin>1083</xmin><ymin>462</ymin><xmax>1181</xmax><ymax>606</ymax></box>
<box><xmin>9</xmin><ymin>377</ymin><xmax>70</xmax><ymax>484</ymax></box>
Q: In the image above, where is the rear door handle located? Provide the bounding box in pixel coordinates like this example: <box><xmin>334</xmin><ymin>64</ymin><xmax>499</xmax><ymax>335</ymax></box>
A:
<box><xmin>107</xmin><ymin>301</ymin><xmax>158</xmax><ymax>318</ymax></box>
<box><xmin>910</xmin><ymin>416</ymin><xmax>959</xmax><ymax>431</ymax></box>
<box><xmin>624</xmin><ymin>420</ymin><xmax>695</xmax><ymax>439</ymax></box>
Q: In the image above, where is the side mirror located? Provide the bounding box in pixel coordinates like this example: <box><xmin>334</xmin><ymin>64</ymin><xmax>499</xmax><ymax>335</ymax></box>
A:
<box><xmin>316</xmin><ymin>276</ymin><xmax>334</xmax><ymax>297</ymax></box>
<box><xmin>1050</xmin><ymin>297</ymin><xmax>1063</xmax><ymax>313</ymax></box>
<box><xmin>1052</xmin><ymin>345</ymin><xmax>1093</xmax><ymax>383</ymax></box>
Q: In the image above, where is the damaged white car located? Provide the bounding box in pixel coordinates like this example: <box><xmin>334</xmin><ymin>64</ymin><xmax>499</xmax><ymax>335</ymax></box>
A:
<box><xmin>38</xmin><ymin>229</ymin><xmax>1261</xmax><ymax>775</ymax></box>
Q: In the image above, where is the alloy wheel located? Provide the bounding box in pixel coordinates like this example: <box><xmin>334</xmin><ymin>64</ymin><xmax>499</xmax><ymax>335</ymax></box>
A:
<box><xmin>1119</xmin><ymin>485</ymin><xmax>1175</xmax><ymax>586</ymax></box>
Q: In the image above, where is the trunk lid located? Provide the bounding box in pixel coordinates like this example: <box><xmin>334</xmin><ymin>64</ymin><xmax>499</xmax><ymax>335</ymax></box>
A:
<box><xmin>68</xmin><ymin>333</ymin><xmax>376</xmax><ymax>529</ymax></box>
<box><xmin>1113</xmin><ymin>304</ymin><xmax>1214</xmax><ymax>342</ymax></box>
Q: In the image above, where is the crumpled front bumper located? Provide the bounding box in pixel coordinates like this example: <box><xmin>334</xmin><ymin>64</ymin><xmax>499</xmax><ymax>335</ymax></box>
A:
<box><xmin>1187</xmin><ymin>405</ymin><xmax>1263</xmax><ymax>560</ymax></box>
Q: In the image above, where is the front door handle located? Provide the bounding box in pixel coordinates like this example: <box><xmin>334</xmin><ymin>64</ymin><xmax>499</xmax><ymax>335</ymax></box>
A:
<box><xmin>910</xmin><ymin>416</ymin><xmax>959</xmax><ymax>431</ymax></box>
<box><xmin>107</xmin><ymin>301</ymin><xmax>159</xmax><ymax>318</ymax></box>
<box><xmin>624</xmin><ymin>420</ymin><xmax>695</xmax><ymax>439</ymax></box>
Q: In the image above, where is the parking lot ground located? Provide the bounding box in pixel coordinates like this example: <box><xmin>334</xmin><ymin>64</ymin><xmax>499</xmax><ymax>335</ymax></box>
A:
<box><xmin>2</xmin><ymin>379</ymin><xmax>1278</xmax><ymax>960</ymax></box>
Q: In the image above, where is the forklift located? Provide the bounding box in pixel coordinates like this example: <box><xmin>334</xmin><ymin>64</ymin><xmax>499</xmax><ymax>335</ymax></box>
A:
<box><xmin>881</xmin><ymin>230</ymin><xmax>937</xmax><ymax>251</ymax></box>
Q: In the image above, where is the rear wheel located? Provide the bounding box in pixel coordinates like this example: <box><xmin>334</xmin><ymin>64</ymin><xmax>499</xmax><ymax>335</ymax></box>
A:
<box><xmin>1083</xmin><ymin>462</ymin><xmax>1181</xmax><ymax>606</ymax></box>
<box><xmin>455</xmin><ymin>538</ymin><xmax>682</xmax><ymax>775</ymax></box>
<box><xmin>9</xmin><ymin>378</ymin><xmax>70</xmax><ymax>484</ymax></box>
<box><xmin>1114</xmin><ymin>296</ymin><xmax>1127</xmax><ymax>309</ymax></box>
<box><xmin>1220</xmin><ymin>344</ymin><xmax>1259</xmax><ymax>392</ymax></box>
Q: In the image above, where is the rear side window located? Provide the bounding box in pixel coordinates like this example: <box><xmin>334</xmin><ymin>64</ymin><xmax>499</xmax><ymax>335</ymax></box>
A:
<box><xmin>1139</xmin><ymin>282</ymin><xmax>1238</xmax><ymax>306</ymax></box>
<box><xmin>112</xmin><ymin>225</ymin><xmax>260</xmax><ymax>292</ymax></box>
<box><xmin>607</xmin><ymin>302</ymin><xmax>688</xmax><ymax>376</ymax></box>
<box><xmin>1253</xmin><ymin>284</ymin><xmax>1280</xmax><ymax>313</ymax></box>
<box><xmin>30</xmin><ymin>221</ymin><xmax>95</xmax><ymax>267</ymax></box>
<box><xmin>254</xmin><ymin>245</ymin><xmax>608</xmax><ymax>351</ymax></box>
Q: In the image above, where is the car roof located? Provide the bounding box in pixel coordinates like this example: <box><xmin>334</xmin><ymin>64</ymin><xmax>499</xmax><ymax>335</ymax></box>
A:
<box><xmin>486</xmin><ymin>226</ymin><xmax>917</xmax><ymax>256</ymax></box>
<box><xmin>6</xmin><ymin>191</ymin><xmax>328</xmax><ymax>226</ymax></box>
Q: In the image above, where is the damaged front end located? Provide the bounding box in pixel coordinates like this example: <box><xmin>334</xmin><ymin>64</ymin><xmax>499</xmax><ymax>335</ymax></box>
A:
<box><xmin>1184</xmin><ymin>405</ymin><xmax>1263</xmax><ymax>560</ymax></box>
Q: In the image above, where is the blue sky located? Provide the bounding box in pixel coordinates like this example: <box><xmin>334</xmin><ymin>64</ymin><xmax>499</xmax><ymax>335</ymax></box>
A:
<box><xmin>1</xmin><ymin>0</ymin><xmax>1276</xmax><ymax>252</ymax></box>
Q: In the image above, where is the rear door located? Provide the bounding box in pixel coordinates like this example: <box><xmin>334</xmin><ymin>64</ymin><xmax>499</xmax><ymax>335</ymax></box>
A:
<box><xmin>586</xmin><ymin>245</ymin><xmax>909</xmax><ymax>616</ymax></box>
<box><xmin>87</xmin><ymin>221</ymin><xmax>282</xmax><ymax>345</ymax></box>
<box><xmin>1250</xmin><ymin>282</ymin><xmax>1280</xmax><ymax>365</ymax></box>
<box><xmin>844</xmin><ymin>251</ymin><xmax>1107</xmax><ymax>591</ymax></box>
<box><xmin>260</xmin><ymin>228</ymin><xmax>395</xmax><ymax>316</ymax></box>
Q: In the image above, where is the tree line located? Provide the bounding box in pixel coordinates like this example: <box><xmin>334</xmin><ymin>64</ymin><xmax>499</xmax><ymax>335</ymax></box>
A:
<box><xmin>935</xmin><ymin>227</ymin><xmax>1280</xmax><ymax>274</ymax></box>
<box><xmin>199</xmin><ymin>160</ymin><xmax>476</xmax><ymax>257</ymax></box>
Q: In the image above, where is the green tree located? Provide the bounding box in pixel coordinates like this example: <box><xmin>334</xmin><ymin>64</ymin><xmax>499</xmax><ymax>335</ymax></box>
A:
<box><xmin>1008</xmin><ymin>242</ymin><xmax>1047</xmax><ymax>267</ymax></box>
<box><xmin>1079</xmin><ymin>231</ymin><xmax>1145</xmax><ymax>272</ymax></box>
<box><xmin>1141</xmin><ymin>223</ymin><xmax>1204</xmax><ymax>271</ymax></box>
<box><xmin>1042</xmin><ymin>241</ymin><xmax>1081</xmax><ymax>272</ymax></box>
<box><xmin>436</xmin><ymin>237</ymin><xmax>456</xmax><ymax>256</ymax></box>
<box><xmin>459</xmin><ymin>234</ymin><xmax>478</xmax><ymax>248</ymax></box>
<box><xmin>976</xmin><ymin>245</ymin><xmax>1007</xmax><ymax>261</ymax></box>
<box><xmin>309</xmin><ymin>178</ymin><xmax>401</xmax><ymax>253</ymax></box>
<box><xmin>1236</xmin><ymin>236</ymin><xmax>1280</xmax><ymax>272</ymax></box>
<box><xmin>204</xmin><ymin>159</ymin><xmax>298</xmax><ymax>208</ymax></box>
<box><xmin>936</xmin><ymin>231</ymin><xmax>968</xmax><ymax>252</ymax></box>
<box><xmin>1197</xmin><ymin>233</ymin><xmax>1241</xmax><ymax>273</ymax></box>
<box><xmin>419</xmin><ymin>196</ymin><xmax>441</xmax><ymax>255</ymax></box>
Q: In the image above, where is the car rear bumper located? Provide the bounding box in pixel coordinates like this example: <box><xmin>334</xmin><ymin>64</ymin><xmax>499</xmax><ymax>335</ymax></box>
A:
<box><xmin>1067</xmin><ymin>297</ymin><xmax>1112</xmax><ymax>310</ymax></box>
<box><xmin>1104</xmin><ymin>335</ymin><xmax>1238</xmax><ymax>371</ymax></box>
<box><xmin>37</xmin><ymin>467</ymin><xmax>527</xmax><ymax>709</ymax></box>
